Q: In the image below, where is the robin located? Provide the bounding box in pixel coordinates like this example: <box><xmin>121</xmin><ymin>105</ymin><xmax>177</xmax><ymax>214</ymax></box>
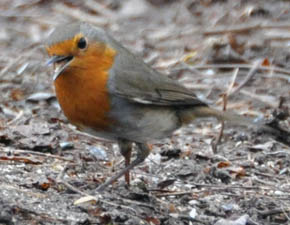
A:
<box><xmin>45</xmin><ymin>22</ymin><xmax>273</xmax><ymax>192</ymax></box>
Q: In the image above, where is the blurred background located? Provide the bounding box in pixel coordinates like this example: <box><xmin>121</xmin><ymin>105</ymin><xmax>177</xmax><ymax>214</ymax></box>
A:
<box><xmin>0</xmin><ymin>1</ymin><xmax>290</xmax><ymax>225</ymax></box>
<box><xmin>1</xmin><ymin>0</ymin><xmax>290</xmax><ymax>122</ymax></box>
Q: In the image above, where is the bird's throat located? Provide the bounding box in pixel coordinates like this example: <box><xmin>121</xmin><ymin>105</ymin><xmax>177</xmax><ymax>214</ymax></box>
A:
<box><xmin>54</xmin><ymin>45</ymin><xmax>116</xmax><ymax>130</ymax></box>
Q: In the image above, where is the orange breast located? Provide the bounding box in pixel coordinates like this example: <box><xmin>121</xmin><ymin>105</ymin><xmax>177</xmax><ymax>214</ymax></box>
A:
<box><xmin>54</xmin><ymin>44</ymin><xmax>116</xmax><ymax>131</ymax></box>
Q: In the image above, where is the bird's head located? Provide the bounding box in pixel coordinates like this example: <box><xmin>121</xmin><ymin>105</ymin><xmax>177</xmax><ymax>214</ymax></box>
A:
<box><xmin>45</xmin><ymin>22</ymin><xmax>115</xmax><ymax>81</ymax></box>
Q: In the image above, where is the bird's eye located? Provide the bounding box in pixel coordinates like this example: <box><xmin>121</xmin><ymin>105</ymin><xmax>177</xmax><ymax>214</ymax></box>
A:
<box><xmin>77</xmin><ymin>37</ymin><xmax>87</xmax><ymax>49</ymax></box>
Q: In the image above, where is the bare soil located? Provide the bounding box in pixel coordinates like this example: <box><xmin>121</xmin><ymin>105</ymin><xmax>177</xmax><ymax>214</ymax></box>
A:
<box><xmin>0</xmin><ymin>0</ymin><xmax>290</xmax><ymax>224</ymax></box>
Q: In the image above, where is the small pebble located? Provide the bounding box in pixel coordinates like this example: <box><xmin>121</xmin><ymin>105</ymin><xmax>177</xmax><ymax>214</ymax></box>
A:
<box><xmin>88</xmin><ymin>146</ymin><xmax>108</xmax><ymax>160</ymax></box>
<box><xmin>60</xmin><ymin>142</ymin><xmax>74</xmax><ymax>150</ymax></box>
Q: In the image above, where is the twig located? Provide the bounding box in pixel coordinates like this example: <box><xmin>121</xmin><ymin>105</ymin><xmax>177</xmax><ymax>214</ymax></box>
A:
<box><xmin>6</xmin><ymin>110</ymin><xmax>24</xmax><ymax>126</ymax></box>
<box><xmin>84</xmin><ymin>0</ymin><xmax>116</xmax><ymax>19</ymax></box>
<box><xmin>69</xmin><ymin>127</ymin><xmax>114</xmax><ymax>143</ymax></box>
<box><xmin>240</xmin><ymin>90</ymin><xmax>277</xmax><ymax>108</ymax></box>
<box><xmin>203</xmin><ymin>22</ymin><xmax>290</xmax><ymax>35</ymax></box>
<box><xmin>54</xmin><ymin>168</ymin><xmax>139</xmax><ymax>214</ymax></box>
<box><xmin>212</xmin><ymin>67</ymin><xmax>237</xmax><ymax>153</ymax></box>
<box><xmin>178</xmin><ymin>61</ymin><xmax>205</xmax><ymax>77</ymax></box>
<box><xmin>215</xmin><ymin>61</ymin><xmax>260</xmax><ymax>106</ymax></box>
<box><xmin>258</xmin><ymin>208</ymin><xmax>290</xmax><ymax>217</ymax></box>
<box><xmin>0</xmin><ymin>183</ymin><xmax>47</xmax><ymax>198</ymax></box>
<box><xmin>278</xmin><ymin>96</ymin><xmax>286</xmax><ymax>109</ymax></box>
<box><xmin>174</xmin><ymin>63</ymin><xmax>290</xmax><ymax>77</ymax></box>
<box><xmin>252</xmin><ymin>176</ymin><xmax>278</xmax><ymax>186</ymax></box>
<box><xmin>0</xmin><ymin>55</ymin><xmax>22</xmax><ymax>77</ymax></box>
<box><xmin>0</xmin><ymin>46</ymin><xmax>41</xmax><ymax>79</ymax></box>
<box><xmin>191</xmin><ymin>183</ymin><xmax>262</xmax><ymax>189</ymax></box>
<box><xmin>174</xmin><ymin>214</ymin><xmax>207</xmax><ymax>224</ymax></box>
<box><xmin>152</xmin><ymin>184</ymin><xmax>264</xmax><ymax>197</ymax></box>
<box><xmin>211</xmin><ymin>120</ymin><xmax>224</xmax><ymax>154</ymax></box>
<box><xmin>265</xmin><ymin>151</ymin><xmax>290</xmax><ymax>156</ymax></box>
<box><xmin>53</xmin><ymin>3</ymin><xmax>108</xmax><ymax>26</ymax></box>
<box><xmin>226</xmin><ymin>68</ymin><xmax>239</xmax><ymax>96</ymax></box>
<box><xmin>117</xmin><ymin>197</ymin><xmax>155</xmax><ymax>210</ymax></box>
<box><xmin>2</xmin><ymin>148</ymin><xmax>73</xmax><ymax>162</ymax></box>
<box><xmin>56</xmin><ymin>163</ymin><xmax>68</xmax><ymax>181</ymax></box>
<box><xmin>54</xmin><ymin>178</ymin><xmax>139</xmax><ymax>214</ymax></box>
<box><xmin>60</xmin><ymin>180</ymin><xmax>88</xmax><ymax>196</ymax></box>
<box><xmin>253</xmin><ymin>171</ymin><xmax>284</xmax><ymax>180</ymax></box>
<box><xmin>211</xmin><ymin>94</ymin><xmax>226</xmax><ymax>153</ymax></box>
<box><xmin>153</xmin><ymin>191</ymin><xmax>198</xmax><ymax>197</ymax></box>
<box><xmin>230</xmin><ymin>60</ymin><xmax>261</xmax><ymax>96</ymax></box>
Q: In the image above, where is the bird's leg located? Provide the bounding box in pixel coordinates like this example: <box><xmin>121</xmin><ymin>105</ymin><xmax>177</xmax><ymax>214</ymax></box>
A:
<box><xmin>119</xmin><ymin>140</ymin><xmax>132</xmax><ymax>186</ymax></box>
<box><xmin>96</xmin><ymin>142</ymin><xmax>151</xmax><ymax>192</ymax></box>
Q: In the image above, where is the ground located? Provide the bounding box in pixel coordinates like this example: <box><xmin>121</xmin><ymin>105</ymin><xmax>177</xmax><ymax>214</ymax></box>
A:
<box><xmin>0</xmin><ymin>0</ymin><xmax>290</xmax><ymax>225</ymax></box>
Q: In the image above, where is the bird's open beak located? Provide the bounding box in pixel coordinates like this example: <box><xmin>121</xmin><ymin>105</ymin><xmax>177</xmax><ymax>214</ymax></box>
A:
<box><xmin>46</xmin><ymin>55</ymin><xmax>74</xmax><ymax>81</ymax></box>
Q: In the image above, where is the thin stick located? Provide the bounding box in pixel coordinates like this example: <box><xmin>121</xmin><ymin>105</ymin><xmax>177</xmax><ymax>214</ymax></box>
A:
<box><xmin>6</xmin><ymin>110</ymin><xmax>24</xmax><ymax>125</ymax></box>
<box><xmin>0</xmin><ymin>55</ymin><xmax>22</xmax><ymax>77</ymax></box>
<box><xmin>211</xmin><ymin>94</ymin><xmax>226</xmax><ymax>153</ymax></box>
<box><xmin>56</xmin><ymin>163</ymin><xmax>68</xmax><ymax>181</ymax></box>
<box><xmin>84</xmin><ymin>0</ymin><xmax>116</xmax><ymax>19</ymax></box>
<box><xmin>55</xmin><ymin>175</ymin><xmax>139</xmax><ymax>214</ymax></box>
<box><xmin>153</xmin><ymin>184</ymin><xmax>266</xmax><ymax>197</ymax></box>
<box><xmin>2</xmin><ymin>148</ymin><xmax>73</xmax><ymax>162</ymax></box>
<box><xmin>240</xmin><ymin>90</ymin><xmax>277</xmax><ymax>108</ymax></box>
<box><xmin>211</xmin><ymin>67</ymin><xmax>238</xmax><ymax>153</ymax></box>
<box><xmin>174</xmin><ymin>63</ymin><xmax>290</xmax><ymax>77</ymax></box>
<box><xmin>216</xmin><ymin>68</ymin><xmax>239</xmax><ymax>105</ymax></box>
<box><xmin>227</xmin><ymin>68</ymin><xmax>239</xmax><ymax>96</ymax></box>
<box><xmin>230</xmin><ymin>60</ymin><xmax>261</xmax><ymax>96</ymax></box>
<box><xmin>203</xmin><ymin>22</ymin><xmax>290</xmax><ymax>35</ymax></box>
<box><xmin>258</xmin><ymin>208</ymin><xmax>290</xmax><ymax>217</ymax></box>
<box><xmin>69</xmin><ymin>127</ymin><xmax>114</xmax><ymax>143</ymax></box>
<box><xmin>53</xmin><ymin>3</ymin><xmax>108</xmax><ymax>26</ymax></box>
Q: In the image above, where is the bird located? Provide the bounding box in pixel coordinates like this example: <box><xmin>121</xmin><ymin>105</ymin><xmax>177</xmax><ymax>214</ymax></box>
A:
<box><xmin>45</xmin><ymin>22</ymin><xmax>276</xmax><ymax>192</ymax></box>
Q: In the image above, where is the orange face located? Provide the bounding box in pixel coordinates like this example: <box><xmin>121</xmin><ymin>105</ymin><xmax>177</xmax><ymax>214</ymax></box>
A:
<box><xmin>46</xmin><ymin>33</ymin><xmax>117</xmax><ymax>130</ymax></box>
<box><xmin>47</xmin><ymin>33</ymin><xmax>84</xmax><ymax>57</ymax></box>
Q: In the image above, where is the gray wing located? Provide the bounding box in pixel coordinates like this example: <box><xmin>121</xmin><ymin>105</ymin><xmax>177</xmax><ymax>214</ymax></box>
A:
<box><xmin>108</xmin><ymin>54</ymin><xmax>206</xmax><ymax>106</ymax></box>
<box><xmin>103</xmin><ymin>30</ymin><xmax>207</xmax><ymax>107</ymax></box>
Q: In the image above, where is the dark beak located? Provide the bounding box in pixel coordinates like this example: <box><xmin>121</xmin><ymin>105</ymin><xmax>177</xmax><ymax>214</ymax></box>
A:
<box><xmin>46</xmin><ymin>55</ymin><xmax>73</xmax><ymax>66</ymax></box>
<box><xmin>46</xmin><ymin>55</ymin><xmax>74</xmax><ymax>81</ymax></box>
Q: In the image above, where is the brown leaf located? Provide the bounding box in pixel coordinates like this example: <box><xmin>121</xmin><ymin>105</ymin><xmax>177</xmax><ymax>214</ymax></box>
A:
<box><xmin>217</xmin><ymin>161</ymin><xmax>231</xmax><ymax>168</ymax></box>
<box><xmin>87</xmin><ymin>208</ymin><xmax>102</xmax><ymax>217</ymax></box>
<box><xmin>99</xmin><ymin>214</ymin><xmax>111</xmax><ymax>224</ymax></box>
<box><xmin>261</xmin><ymin>58</ymin><xmax>270</xmax><ymax>66</ymax></box>
<box><xmin>33</xmin><ymin>178</ymin><xmax>52</xmax><ymax>191</ymax></box>
<box><xmin>10</xmin><ymin>89</ymin><xmax>25</xmax><ymax>101</ymax></box>
<box><xmin>227</xmin><ymin>33</ymin><xmax>245</xmax><ymax>54</ymax></box>
<box><xmin>169</xmin><ymin>203</ymin><xmax>177</xmax><ymax>213</ymax></box>
<box><xmin>145</xmin><ymin>217</ymin><xmax>161</xmax><ymax>225</ymax></box>
<box><xmin>203</xmin><ymin>167</ymin><xmax>211</xmax><ymax>174</ymax></box>
<box><xmin>157</xmin><ymin>179</ymin><xmax>176</xmax><ymax>189</ymax></box>
<box><xmin>0</xmin><ymin>156</ymin><xmax>42</xmax><ymax>164</ymax></box>
<box><xmin>229</xmin><ymin>167</ymin><xmax>246</xmax><ymax>179</ymax></box>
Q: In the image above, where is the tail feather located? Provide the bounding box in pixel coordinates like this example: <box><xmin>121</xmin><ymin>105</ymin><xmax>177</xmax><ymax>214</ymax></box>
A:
<box><xmin>180</xmin><ymin>106</ymin><xmax>290</xmax><ymax>146</ymax></box>
<box><xmin>180</xmin><ymin>106</ymin><xmax>273</xmax><ymax>132</ymax></box>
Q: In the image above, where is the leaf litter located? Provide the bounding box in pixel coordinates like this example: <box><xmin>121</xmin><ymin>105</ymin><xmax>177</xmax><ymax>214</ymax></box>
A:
<box><xmin>0</xmin><ymin>0</ymin><xmax>290</xmax><ymax>224</ymax></box>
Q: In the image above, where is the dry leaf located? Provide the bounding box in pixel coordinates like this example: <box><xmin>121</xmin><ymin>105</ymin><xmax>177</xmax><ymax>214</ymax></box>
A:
<box><xmin>215</xmin><ymin>214</ymin><xmax>249</xmax><ymax>225</ymax></box>
<box><xmin>157</xmin><ymin>179</ymin><xmax>176</xmax><ymax>189</ymax></box>
<box><xmin>261</xmin><ymin>58</ymin><xmax>270</xmax><ymax>66</ymax></box>
<box><xmin>169</xmin><ymin>203</ymin><xmax>177</xmax><ymax>213</ymax></box>
<box><xmin>74</xmin><ymin>195</ymin><xmax>98</xmax><ymax>205</ymax></box>
<box><xmin>229</xmin><ymin>167</ymin><xmax>246</xmax><ymax>179</ymax></box>
<box><xmin>217</xmin><ymin>161</ymin><xmax>231</xmax><ymax>168</ymax></box>
<box><xmin>145</xmin><ymin>217</ymin><xmax>161</xmax><ymax>225</ymax></box>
